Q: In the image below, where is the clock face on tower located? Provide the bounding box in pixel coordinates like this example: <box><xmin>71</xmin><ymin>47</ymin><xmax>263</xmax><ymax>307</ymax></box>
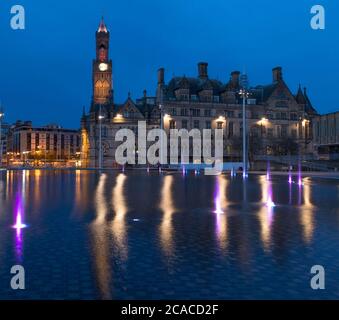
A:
<box><xmin>99</xmin><ymin>63</ymin><xmax>108</xmax><ymax>71</ymax></box>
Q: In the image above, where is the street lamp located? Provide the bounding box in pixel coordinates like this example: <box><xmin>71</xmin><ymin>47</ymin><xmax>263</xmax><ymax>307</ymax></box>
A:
<box><xmin>239</xmin><ymin>88</ymin><xmax>250</xmax><ymax>178</ymax></box>
<box><xmin>259</xmin><ymin>117</ymin><xmax>268</xmax><ymax>136</ymax></box>
<box><xmin>0</xmin><ymin>108</ymin><xmax>4</xmax><ymax>168</ymax></box>
<box><xmin>98</xmin><ymin>105</ymin><xmax>104</xmax><ymax>170</ymax></box>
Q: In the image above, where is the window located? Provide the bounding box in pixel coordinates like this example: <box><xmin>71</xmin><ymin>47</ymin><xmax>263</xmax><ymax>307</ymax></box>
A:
<box><xmin>169</xmin><ymin>120</ymin><xmax>176</xmax><ymax>129</ymax></box>
<box><xmin>267</xmin><ymin>128</ymin><xmax>274</xmax><ymax>138</ymax></box>
<box><xmin>54</xmin><ymin>134</ymin><xmax>58</xmax><ymax>151</ymax></box>
<box><xmin>205</xmin><ymin>121</ymin><xmax>211</xmax><ymax>129</ymax></box>
<box><xmin>226</xmin><ymin>111</ymin><xmax>234</xmax><ymax>118</ymax></box>
<box><xmin>228</xmin><ymin>122</ymin><xmax>234</xmax><ymax>138</ymax></box>
<box><xmin>46</xmin><ymin>134</ymin><xmax>50</xmax><ymax>151</ymax></box>
<box><xmin>213</xmin><ymin>96</ymin><xmax>220</xmax><ymax>103</ymax></box>
<box><xmin>182</xmin><ymin>120</ymin><xmax>188</xmax><ymax>129</ymax></box>
<box><xmin>281</xmin><ymin>125</ymin><xmax>288</xmax><ymax>136</ymax></box>
<box><xmin>191</xmin><ymin>95</ymin><xmax>198</xmax><ymax>101</ymax></box>
<box><xmin>35</xmin><ymin>133</ymin><xmax>40</xmax><ymax>148</ymax></box>
<box><xmin>281</xmin><ymin>112</ymin><xmax>287</xmax><ymax>120</ymax></box>
<box><xmin>180</xmin><ymin>108</ymin><xmax>188</xmax><ymax>116</ymax></box>
<box><xmin>251</xmin><ymin>112</ymin><xmax>259</xmax><ymax>119</ymax></box>
<box><xmin>290</xmin><ymin>113</ymin><xmax>297</xmax><ymax>120</ymax></box>
<box><xmin>291</xmin><ymin>129</ymin><xmax>297</xmax><ymax>139</ymax></box>
<box><xmin>247</xmin><ymin>99</ymin><xmax>257</xmax><ymax>105</ymax></box>
<box><xmin>204</xmin><ymin>109</ymin><xmax>211</xmax><ymax>117</ymax></box>
<box><xmin>193</xmin><ymin>120</ymin><xmax>200</xmax><ymax>129</ymax></box>
<box><xmin>26</xmin><ymin>133</ymin><xmax>31</xmax><ymax>151</ymax></box>
<box><xmin>217</xmin><ymin>122</ymin><xmax>223</xmax><ymax>129</ymax></box>
<box><xmin>61</xmin><ymin>135</ymin><xmax>65</xmax><ymax>150</ymax></box>
<box><xmin>170</xmin><ymin>108</ymin><xmax>177</xmax><ymax>116</ymax></box>
<box><xmin>192</xmin><ymin>109</ymin><xmax>200</xmax><ymax>117</ymax></box>
<box><xmin>276</xmin><ymin>101</ymin><xmax>288</xmax><ymax>108</ymax></box>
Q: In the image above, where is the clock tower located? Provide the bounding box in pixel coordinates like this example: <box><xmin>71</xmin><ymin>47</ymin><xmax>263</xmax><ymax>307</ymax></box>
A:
<box><xmin>92</xmin><ymin>17</ymin><xmax>113</xmax><ymax>106</ymax></box>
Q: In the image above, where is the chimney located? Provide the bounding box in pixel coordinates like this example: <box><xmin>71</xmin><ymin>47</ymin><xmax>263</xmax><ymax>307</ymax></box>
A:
<box><xmin>143</xmin><ymin>89</ymin><xmax>147</xmax><ymax>98</ymax></box>
<box><xmin>230</xmin><ymin>71</ymin><xmax>240</xmax><ymax>87</ymax></box>
<box><xmin>157</xmin><ymin>68</ymin><xmax>165</xmax><ymax>85</ymax></box>
<box><xmin>272</xmin><ymin>66</ymin><xmax>283</xmax><ymax>83</ymax></box>
<box><xmin>198</xmin><ymin>62</ymin><xmax>208</xmax><ymax>79</ymax></box>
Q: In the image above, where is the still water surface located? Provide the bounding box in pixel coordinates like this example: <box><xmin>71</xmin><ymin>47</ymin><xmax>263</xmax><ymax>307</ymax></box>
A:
<box><xmin>0</xmin><ymin>169</ymin><xmax>339</xmax><ymax>299</ymax></box>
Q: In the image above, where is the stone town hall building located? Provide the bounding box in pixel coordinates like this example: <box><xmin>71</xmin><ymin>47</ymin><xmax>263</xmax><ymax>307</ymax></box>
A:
<box><xmin>81</xmin><ymin>19</ymin><xmax>318</xmax><ymax>168</ymax></box>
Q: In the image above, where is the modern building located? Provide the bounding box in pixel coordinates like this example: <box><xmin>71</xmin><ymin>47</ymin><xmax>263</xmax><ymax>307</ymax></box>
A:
<box><xmin>81</xmin><ymin>18</ymin><xmax>318</xmax><ymax>168</ymax></box>
<box><xmin>313</xmin><ymin>111</ymin><xmax>339</xmax><ymax>159</ymax></box>
<box><xmin>7</xmin><ymin>121</ymin><xmax>81</xmax><ymax>166</ymax></box>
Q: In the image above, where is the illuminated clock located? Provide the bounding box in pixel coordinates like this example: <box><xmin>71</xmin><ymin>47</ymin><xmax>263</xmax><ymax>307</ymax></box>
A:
<box><xmin>99</xmin><ymin>63</ymin><xmax>108</xmax><ymax>71</ymax></box>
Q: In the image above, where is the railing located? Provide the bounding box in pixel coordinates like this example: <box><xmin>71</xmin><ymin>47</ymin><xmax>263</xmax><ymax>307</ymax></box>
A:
<box><xmin>253</xmin><ymin>155</ymin><xmax>337</xmax><ymax>171</ymax></box>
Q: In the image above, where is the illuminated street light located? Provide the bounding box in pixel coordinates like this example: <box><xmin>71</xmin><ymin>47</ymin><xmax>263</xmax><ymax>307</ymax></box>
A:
<box><xmin>302</xmin><ymin>119</ymin><xmax>309</xmax><ymax>127</ymax></box>
<box><xmin>258</xmin><ymin>117</ymin><xmax>268</xmax><ymax>136</ymax></box>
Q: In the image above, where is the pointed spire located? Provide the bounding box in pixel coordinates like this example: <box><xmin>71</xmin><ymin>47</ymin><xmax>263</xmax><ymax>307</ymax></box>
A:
<box><xmin>98</xmin><ymin>16</ymin><xmax>108</xmax><ymax>33</ymax></box>
<box><xmin>295</xmin><ymin>84</ymin><xmax>306</xmax><ymax>104</ymax></box>
<box><xmin>303</xmin><ymin>87</ymin><xmax>316</xmax><ymax>113</ymax></box>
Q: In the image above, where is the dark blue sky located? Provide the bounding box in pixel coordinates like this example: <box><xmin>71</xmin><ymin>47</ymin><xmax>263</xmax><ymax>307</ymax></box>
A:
<box><xmin>0</xmin><ymin>0</ymin><xmax>338</xmax><ymax>128</ymax></box>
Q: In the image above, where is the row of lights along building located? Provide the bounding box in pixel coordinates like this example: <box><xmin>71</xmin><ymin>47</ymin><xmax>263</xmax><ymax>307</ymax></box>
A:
<box><xmin>1</xmin><ymin>18</ymin><xmax>338</xmax><ymax>168</ymax></box>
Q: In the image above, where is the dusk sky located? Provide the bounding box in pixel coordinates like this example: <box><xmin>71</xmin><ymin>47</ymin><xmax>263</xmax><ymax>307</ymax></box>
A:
<box><xmin>0</xmin><ymin>0</ymin><xmax>337</xmax><ymax>128</ymax></box>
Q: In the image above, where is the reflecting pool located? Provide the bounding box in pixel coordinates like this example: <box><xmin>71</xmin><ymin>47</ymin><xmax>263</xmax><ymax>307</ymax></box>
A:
<box><xmin>0</xmin><ymin>169</ymin><xmax>339</xmax><ymax>299</ymax></box>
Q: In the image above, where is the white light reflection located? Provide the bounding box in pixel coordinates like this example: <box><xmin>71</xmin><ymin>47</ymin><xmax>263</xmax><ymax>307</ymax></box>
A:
<box><xmin>159</xmin><ymin>175</ymin><xmax>176</xmax><ymax>257</ymax></box>
<box><xmin>257</xmin><ymin>175</ymin><xmax>275</xmax><ymax>251</ymax></box>
<box><xmin>299</xmin><ymin>177</ymin><xmax>315</xmax><ymax>244</ymax></box>
<box><xmin>214</xmin><ymin>175</ymin><xmax>228</xmax><ymax>252</ymax></box>
<box><xmin>91</xmin><ymin>173</ymin><xmax>111</xmax><ymax>299</ymax></box>
<box><xmin>111</xmin><ymin>173</ymin><xmax>128</xmax><ymax>261</ymax></box>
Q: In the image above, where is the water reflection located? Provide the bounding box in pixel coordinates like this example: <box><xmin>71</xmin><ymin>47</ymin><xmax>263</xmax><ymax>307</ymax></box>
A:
<box><xmin>111</xmin><ymin>174</ymin><xmax>128</xmax><ymax>261</ymax></box>
<box><xmin>72</xmin><ymin>170</ymin><xmax>90</xmax><ymax>216</ymax></box>
<box><xmin>214</xmin><ymin>175</ymin><xmax>228</xmax><ymax>252</ymax></box>
<box><xmin>33</xmin><ymin>170</ymin><xmax>41</xmax><ymax>213</ymax></box>
<box><xmin>159</xmin><ymin>175</ymin><xmax>176</xmax><ymax>257</ymax></box>
<box><xmin>299</xmin><ymin>177</ymin><xmax>315</xmax><ymax>244</ymax></box>
<box><xmin>0</xmin><ymin>174</ymin><xmax>4</xmax><ymax>215</ymax></box>
<box><xmin>13</xmin><ymin>170</ymin><xmax>29</xmax><ymax>262</ymax></box>
<box><xmin>258</xmin><ymin>175</ymin><xmax>274</xmax><ymax>251</ymax></box>
<box><xmin>91</xmin><ymin>173</ymin><xmax>111</xmax><ymax>299</ymax></box>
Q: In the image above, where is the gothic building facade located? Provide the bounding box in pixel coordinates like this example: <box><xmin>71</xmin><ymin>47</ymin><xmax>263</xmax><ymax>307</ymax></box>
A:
<box><xmin>81</xmin><ymin>19</ymin><xmax>318</xmax><ymax>168</ymax></box>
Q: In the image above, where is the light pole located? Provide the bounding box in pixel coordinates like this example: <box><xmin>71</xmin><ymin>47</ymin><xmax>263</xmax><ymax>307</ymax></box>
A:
<box><xmin>0</xmin><ymin>108</ymin><xmax>4</xmax><ymax>168</ymax></box>
<box><xmin>98</xmin><ymin>105</ymin><xmax>104</xmax><ymax>170</ymax></box>
<box><xmin>239</xmin><ymin>88</ymin><xmax>250</xmax><ymax>178</ymax></box>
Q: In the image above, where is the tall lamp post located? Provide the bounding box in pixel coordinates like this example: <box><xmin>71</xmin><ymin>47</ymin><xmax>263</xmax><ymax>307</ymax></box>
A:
<box><xmin>159</xmin><ymin>87</ymin><xmax>165</xmax><ymax>169</ymax></box>
<box><xmin>98</xmin><ymin>105</ymin><xmax>104</xmax><ymax>170</ymax></box>
<box><xmin>0</xmin><ymin>108</ymin><xmax>4</xmax><ymax>168</ymax></box>
<box><xmin>239</xmin><ymin>86</ymin><xmax>250</xmax><ymax>179</ymax></box>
